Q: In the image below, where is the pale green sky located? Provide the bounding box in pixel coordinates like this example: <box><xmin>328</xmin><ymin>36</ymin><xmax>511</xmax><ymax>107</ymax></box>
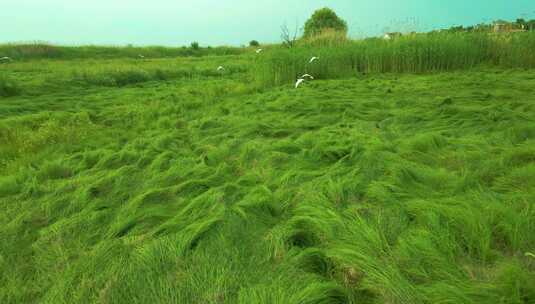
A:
<box><xmin>1</xmin><ymin>0</ymin><xmax>534</xmax><ymax>46</ymax></box>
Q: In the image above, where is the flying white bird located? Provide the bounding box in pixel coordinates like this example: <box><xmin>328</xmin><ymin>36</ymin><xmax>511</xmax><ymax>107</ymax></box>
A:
<box><xmin>309</xmin><ymin>56</ymin><xmax>319</xmax><ymax>63</ymax></box>
<box><xmin>0</xmin><ymin>56</ymin><xmax>12</xmax><ymax>61</ymax></box>
<box><xmin>295</xmin><ymin>78</ymin><xmax>305</xmax><ymax>88</ymax></box>
<box><xmin>217</xmin><ymin>66</ymin><xmax>225</xmax><ymax>71</ymax></box>
<box><xmin>256</xmin><ymin>48</ymin><xmax>263</xmax><ymax>54</ymax></box>
<box><xmin>138</xmin><ymin>54</ymin><xmax>145</xmax><ymax>58</ymax></box>
<box><xmin>301</xmin><ymin>74</ymin><xmax>314</xmax><ymax>79</ymax></box>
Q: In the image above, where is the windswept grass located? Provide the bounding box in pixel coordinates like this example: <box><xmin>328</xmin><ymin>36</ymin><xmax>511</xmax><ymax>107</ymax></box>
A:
<box><xmin>1</xmin><ymin>37</ymin><xmax>535</xmax><ymax>303</ymax></box>
<box><xmin>0</xmin><ymin>55</ymin><xmax>252</xmax><ymax>96</ymax></box>
<box><xmin>0</xmin><ymin>74</ymin><xmax>22</xmax><ymax>97</ymax></box>
<box><xmin>70</xmin><ymin>63</ymin><xmax>249</xmax><ymax>87</ymax></box>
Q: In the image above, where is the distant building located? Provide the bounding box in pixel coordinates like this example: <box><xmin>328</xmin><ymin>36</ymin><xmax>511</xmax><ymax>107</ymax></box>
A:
<box><xmin>493</xmin><ymin>21</ymin><xmax>526</xmax><ymax>33</ymax></box>
<box><xmin>383</xmin><ymin>32</ymin><xmax>402</xmax><ymax>40</ymax></box>
<box><xmin>494</xmin><ymin>22</ymin><xmax>511</xmax><ymax>32</ymax></box>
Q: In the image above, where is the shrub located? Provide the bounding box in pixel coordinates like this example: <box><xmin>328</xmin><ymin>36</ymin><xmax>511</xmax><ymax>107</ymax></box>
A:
<box><xmin>249</xmin><ymin>40</ymin><xmax>260</xmax><ymax>47</ymax></box>
<box><xmin>304</xmin><ymin>7</ymin><xmax>348</xmax><ymax>38</ymax></box>
<box><xmin>190</xmin><ymin>42</ymin><xmax>200</xmax><ymax>50</ymax></box>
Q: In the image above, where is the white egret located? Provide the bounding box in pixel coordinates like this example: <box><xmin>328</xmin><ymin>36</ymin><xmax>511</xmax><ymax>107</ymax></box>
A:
<box><xmin>256</xmin><ymin>49</ymin><xmax>263</xmax><ymax>54</ymax></box>
<box><xmin>138</xmin><ymin>54</ymin><xmax>145</xmax><ymax>59</ymax></box>
<box><xmin>295</xmin><ymin>78</ymin><xmax>305</xmax><ymax>88</ymax></box>
<box><xmin>217</xmin><ymin>66</ymin><xmax>225</xmax><ymax>71</ymax></box>
<box><xmin>301</xmin><ymin>74</ymin><xmax>314</xmax><ymax>80</ymax></box>
<box><xmin>0</xmin><ymin>56</ymin><xmax>12</xmax><ymax>61</ymax></box>
<box><xmin>309</xmin><ymin>56</ymin><xmax>319</xmax><ymax>63</ymax></box>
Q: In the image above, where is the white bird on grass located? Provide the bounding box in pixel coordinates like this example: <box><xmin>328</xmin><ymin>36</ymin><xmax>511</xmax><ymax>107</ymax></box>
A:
<box><xmin>295</xmin><ymin>78</ymin><xmax>306</xmax><ymax>88</ymax></box>
<box><xmin>301</xmin><ymin>74</ymin><xmax>314</xmax><ymax>80</ymax></box>
<box><xmin>309</xmin><ymin>56</ymin><xmax>319</xmax><ymax>63</ymax></box>
<box><xmin>0</xmin><ymin>56</ymin><xmax>12</xmax><ymax>62</ymax></box>
<box><xmin>138</xmin><ymin>54</ymin><xmax>145</xmax><ymax>59</ymax></box>
<box><xmin>256</xmin><ymin>48</ymin><xmax>263</xmax><ymax>54</ymax></box>
<box><xmin>217</xmin><ymin>66</ymin><xmax>225</xmax><ymax>71</ymax></box>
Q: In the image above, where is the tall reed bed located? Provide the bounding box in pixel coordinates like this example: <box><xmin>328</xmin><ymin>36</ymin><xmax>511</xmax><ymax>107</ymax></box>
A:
<box><xmin>253</xmin><ymin>31</ymin><xmax>535</xmax><ymax>88</ymax></box>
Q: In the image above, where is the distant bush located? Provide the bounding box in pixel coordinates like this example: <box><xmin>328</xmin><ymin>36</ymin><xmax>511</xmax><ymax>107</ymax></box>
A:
<box><xmin>190</xmin><ymin>42</ymin><xmax>200</xmax><ymax>50</ymax></box>
<box><xmin>249</xmin><ymin>40</ymin><xmax>260</xmax><ymax>47</ymax></box>
<box><xmin>0</xmin><ymin>75</ymin><xmax>22</xmax><ymax>97</ymax></box>
<box><xmin>304</xmin><ymin>7</ymin><xmax>348</xmax><ymax>38</ymax></box>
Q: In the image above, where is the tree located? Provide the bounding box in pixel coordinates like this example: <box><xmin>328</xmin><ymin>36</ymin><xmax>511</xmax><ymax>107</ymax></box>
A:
<box><xmin>190</xmin><ymin>42</ymin><xmax>199</xmax><ymax>50</ymax></box>
<box><xmin>281</xmin><ymin>22</ymin><xmax>300</xmax><ymax>48</ymax></box>
<box><xmin>447</xmin><ymin>25</ymin><xmax>465</xmax><ymax>32</ymax></box>
<box><xmin>303</xmin><ymin>7</ymin><xmax>348</xmax><ymax>38</ymax></box>
<box><xmin>249</xmin><ymin>40</ymin><xmax>260</xmax><ymax>47</ymax></box>
<box><xmin>516</xmin><ymin>18</ymin><xmax>527</xmax><ymax>29</ymax></box>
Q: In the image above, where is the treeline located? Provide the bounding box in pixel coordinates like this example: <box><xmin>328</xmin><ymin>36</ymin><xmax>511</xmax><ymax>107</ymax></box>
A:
<box><xmin>0</xmin><ymin>43</ymin><xmax>245</xmax><ymax>60</ymax></box>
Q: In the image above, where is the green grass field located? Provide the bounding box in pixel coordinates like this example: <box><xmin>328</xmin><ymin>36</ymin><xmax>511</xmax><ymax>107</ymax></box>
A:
<box><xmin>1</xmin><ymin>36</ymin><xmax>535</xmax><ymax>303</ymax></box>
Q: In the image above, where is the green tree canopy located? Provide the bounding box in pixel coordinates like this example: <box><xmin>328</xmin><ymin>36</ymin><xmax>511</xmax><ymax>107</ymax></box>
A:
<box><xmin>304</xmin><ymin>8</ymin><xmax>348</xmax><ymax>37</ymax></box>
